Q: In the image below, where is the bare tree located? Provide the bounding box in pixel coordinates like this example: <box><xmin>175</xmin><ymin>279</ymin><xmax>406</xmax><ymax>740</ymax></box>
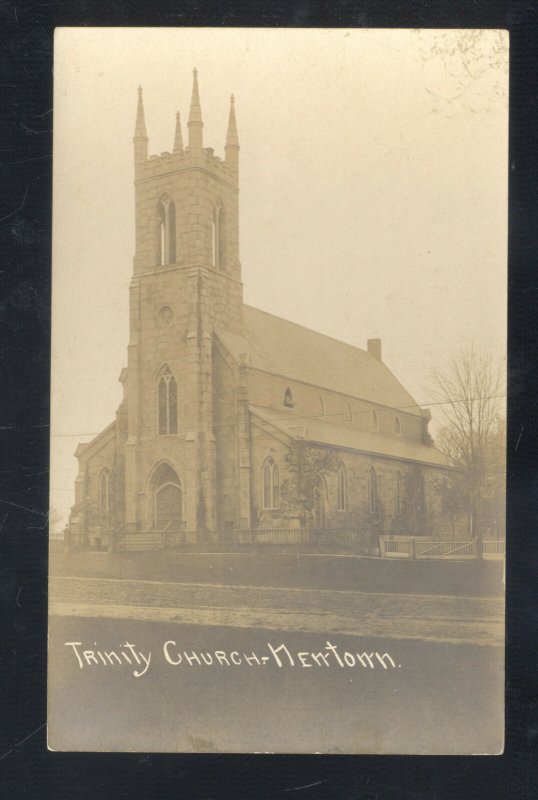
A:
<box><xmin>428</xmin><ymin>347</ymin><xmax>505</xmax><ymax>556</ymax></box>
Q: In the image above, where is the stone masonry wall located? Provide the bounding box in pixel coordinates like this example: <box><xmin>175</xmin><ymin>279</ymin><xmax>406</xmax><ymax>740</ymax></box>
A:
<box><xmin>124</xmin><ymin>141</ymin><xmax>243</xmax><ymax>531</ymax></box>
<box><xmin>250</xmin><ymin>424</ymin><xmax>466</xmax><ymax>539</ymax></box>
<box><xmin>133</xmin><ymin>151</ymin><xmax>240</xmax><ymax>282</ymax></box>
<box><xmin>212</xmin><ymin>345</ymin><xmax>241</xmax><ymax>528</ymax></box>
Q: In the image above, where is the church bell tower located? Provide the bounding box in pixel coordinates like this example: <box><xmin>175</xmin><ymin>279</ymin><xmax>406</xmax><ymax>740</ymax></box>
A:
<box><xmin>123</xmin><ymin>70</ymin><xmax>242</xmax><ymax>536</ymax></box>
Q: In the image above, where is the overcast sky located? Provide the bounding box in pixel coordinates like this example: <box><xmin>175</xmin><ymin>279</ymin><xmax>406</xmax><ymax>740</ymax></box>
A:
<box><xmin>51</xmin><ymin>28</ymin><xmax>508</xmax><ymax>526</ymax></box>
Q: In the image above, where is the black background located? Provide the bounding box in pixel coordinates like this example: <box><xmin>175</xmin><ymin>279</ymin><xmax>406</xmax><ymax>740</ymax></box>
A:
<box><xmin>0</xmin><ymin>1</ymin><xmax>536</xmax><ymax>797</ymax></box>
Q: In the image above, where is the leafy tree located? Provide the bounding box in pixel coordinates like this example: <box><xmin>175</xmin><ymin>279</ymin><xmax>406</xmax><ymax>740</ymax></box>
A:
<box><xmin>283</xmin><ymin>443</ymin><xmax>337</xmax><ymax>524</ymax></box>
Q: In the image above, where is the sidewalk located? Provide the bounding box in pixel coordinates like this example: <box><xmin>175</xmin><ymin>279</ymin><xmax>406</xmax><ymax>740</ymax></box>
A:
<box><xmin>49</xmin><ymin>575</ymin><xmax>504</xmax><ymax>646</ymax></box>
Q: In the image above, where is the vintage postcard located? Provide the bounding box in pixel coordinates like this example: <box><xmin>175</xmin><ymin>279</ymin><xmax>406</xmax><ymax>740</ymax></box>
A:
<box><xmin>49</xmin><ymin>28</ymin><xmax>507</xmax><ymax>753</ymax></box>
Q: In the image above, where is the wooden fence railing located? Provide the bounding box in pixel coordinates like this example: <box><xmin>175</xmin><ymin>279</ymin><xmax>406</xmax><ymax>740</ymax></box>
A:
<box><xmin>51</xmin><ymin>527</ymin><xmax>506</xmax><ymax>559</ymax></box>
<box><xmin>379</xmin><ymin>535</ymin><xmax>505</xmax><ymax>560</ymax></box>
<box><xmin>108</xmin><ymin>526</ymin><xmax>372</xmax><ymax>552</ymax></box>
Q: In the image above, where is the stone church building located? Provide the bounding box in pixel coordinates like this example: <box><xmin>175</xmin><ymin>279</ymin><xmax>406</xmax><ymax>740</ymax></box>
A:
<box><xmin>69</xmin><ymin>71</ymin><xmax>465</xmax><ymax>548</ymax></box>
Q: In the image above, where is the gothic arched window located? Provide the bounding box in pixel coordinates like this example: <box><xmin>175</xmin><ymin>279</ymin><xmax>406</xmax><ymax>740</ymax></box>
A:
<box><xmin>156</xmin><ymin>197</ymin><xmax>176</xmax><ymax>266</ymax></box>
<box><xmin>372</xmin><ymin>410</ymin><xmax>378</xmax><ymax>430</ymax></box>
<box><xmin>158</xmin><ymin>202</ymin><xmax>166</xmax><ymax>266</ymax></box>
<box><xmin>394</xmin><ymin>416</ymin><xmax>401</xmax><ymax>435</ymax></box>
<box><xmin>318</xmin><ymin>396</ymin><xmax>325</xmax><ymax>416</ymax></box>
<box><xmin>99</xmin><ymin>467</ymin><xmax>111</xmax><ymax>513</ymax></box>
<box><xmin>313</xmin><ymin>474</ymin><xmax>327</xmax><ymax>528</ymax></box>
<box><xmin>218</xmin><ymin>205</ymin><xmax>226</xmax><ymax>268</ymax></box>
<box><xmin>417</xmin><ymin>473</ymin><xmax>426</xmax><ymax>519</ymax></box>
<box><xmin>368</xmin><ymin>467</ymin><xmax>377</xmax><ymax>514</ymax></box>
<box><xmin>344</xmin><ymin>403</ymin><xmax>352</xmax><ymax>423</ymax></box>
<box><xmin>211</xmin><ymin>209</ymin><xmax>218</xmax><ymax>267</ymax></box>
<box><xmin>284</xmin><ymin>387</ymin><xmax>294</xmax><ymax>408</ymax></box>
<box><xmin>212</xmin><ymin>203</ymin><xmax>226</xmax><ymax>269</ymax></box>
<box><xmin>262</xmin><ymin>457</ymin><xmax>280</xmax><ymax>510</ymax></box>
<box><xmin>337</xmin><ymin>462</ymin><xmax>347</xmax><ymax>511</ymax></box>
<box><xmin>158</xmin><ymin>365</ymin><xmax>178</xmax><ymax>435</ymax></box>
<box><xmin>168</xmin><ymin>200</ymin><xmax>176</xmax><ymax>263</ymax></box>
<box><xmin>395</xmin><ymin>471</ymin><xmax>402</xmax><ymax>516</ymax></box>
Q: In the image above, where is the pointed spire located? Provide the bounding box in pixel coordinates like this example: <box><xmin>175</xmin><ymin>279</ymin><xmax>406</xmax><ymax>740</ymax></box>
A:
<box><xmin>133</xmin><ymin>86</ymin><xmax>148</xmax><ymax>166</ymax></box>
<box><xmin>225</xmin><ymin>93</ymin><xmax>239</xmax><ymax>172</ymax></box>
<box><xmin>188</xmin><ymin>68</ymin><xmax>203</xmax><ymax>150</ymax></box>
<box><xmin>225</xmin><ymin>94</ymin><xmax>239</xmax><ymax>148</ymax></box>
<box><xmin>173</xmin><ymin>111</ymin><xmax>184</xmax><ymax>155</ymax></box>
<box><xmin>134</xmin><ymin>85</ymin><xmax>148</xmax><ymax>140</ymax></box>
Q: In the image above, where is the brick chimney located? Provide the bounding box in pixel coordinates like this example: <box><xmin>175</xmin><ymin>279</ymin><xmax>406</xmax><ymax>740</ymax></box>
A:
<box><xmin>367</xmin><ymin>338</ymin><xmax>382</xmax><ymax>362</ymax></box>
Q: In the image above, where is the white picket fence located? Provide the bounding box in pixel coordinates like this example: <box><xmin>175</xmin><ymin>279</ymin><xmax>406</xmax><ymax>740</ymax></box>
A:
<box><xmin>379</xmin><ymin>536</ymin><xmax>505</xmax><ymax>560</ymax></box>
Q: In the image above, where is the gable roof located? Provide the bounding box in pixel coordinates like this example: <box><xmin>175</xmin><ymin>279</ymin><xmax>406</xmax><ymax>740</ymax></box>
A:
<box><xmin>216</xmin><ymin>305</ymin><xmax>423</xmax><ymax>417</ymax></box>
<box><xmin>75</xmin><ymin>421</ymin><xmax>115</xmax><ymax>461</ymax></box>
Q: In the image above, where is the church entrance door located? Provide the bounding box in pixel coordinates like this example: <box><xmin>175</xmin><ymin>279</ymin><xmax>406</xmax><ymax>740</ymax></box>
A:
<box><xmin>155</xmin><ymin>482</ymin><xmax>182</xmax><ymax>531</ymax></box>
<box><xmin>150</xmin><ymin>462</ymin><xmax>183</xmax><ymax>532</ymax></box>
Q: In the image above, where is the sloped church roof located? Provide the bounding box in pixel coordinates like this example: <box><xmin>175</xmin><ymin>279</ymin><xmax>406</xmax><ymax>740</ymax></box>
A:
<box><xmin>250</xmin><ymin>405</ymin><xmax>449</xmax><ymax>467</ymax></box>
<box><xmin>217</xmin><ymin>304</ymin><xmax>423</xmax><ymax>417</ymax></box>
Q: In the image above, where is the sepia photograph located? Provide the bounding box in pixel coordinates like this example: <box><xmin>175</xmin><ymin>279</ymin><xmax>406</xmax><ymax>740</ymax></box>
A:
<box><xmin>48</xmin><ymin>27</ymin><xmax>507</xmax><ymax>754</ymax></box>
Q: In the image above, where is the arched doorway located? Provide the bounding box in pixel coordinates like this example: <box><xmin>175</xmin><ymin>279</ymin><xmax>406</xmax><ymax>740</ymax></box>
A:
<box><xmin>313</xmin><ymin>475</ymin><xmax>327</xmax><ymax>529</ymax></box>
<box><xmin>150</xmin><ymin>462</ymin><xmax>182</xmax><ymax>531</ymax></box>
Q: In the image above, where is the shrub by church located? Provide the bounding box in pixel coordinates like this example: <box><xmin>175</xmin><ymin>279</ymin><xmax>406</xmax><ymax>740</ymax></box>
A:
<box><xmin>68</xmin><ymin>71</ymin><xmax>467</xmax><ymax>548</ymax></box>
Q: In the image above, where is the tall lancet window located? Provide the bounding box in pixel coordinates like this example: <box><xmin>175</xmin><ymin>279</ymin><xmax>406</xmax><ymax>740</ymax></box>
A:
<box><xmin>157</xmin><ymin>197</ymin><xmax>176</xmax><ymax>266</ymax></box>
<box><xmin>284</xmin><ymin>387</ymin><xmax>294</xmax><ymax>408</ymax></box>
<box><xmin>395</xmin><ymin>471</ymin><xmax>402</xmax><ymax>516</ymax></box>
<box><xmin>218</xmin><ymin>205</ymin><xmax>226</xmax><ymax>268</ymax></box>
<box><xmin>369</xmin><ymin>467</ymin><xmax>377</xmax><ymax>514</ymax></box>
<box><xmin>168</xmin><ymin>201</ymin><xmax>176</xmax><ymax>263</ymax></box>
<box><xmin>212</xmin><ymin>214</ymin><xmax>217</xmax><ymax>267</ymax></box>
<box><xmin>99</xmin><ymin>467</ymin><xmax>111</xmax><ymax>513</ymax></box>
<box><xmin>158</xmin><ymin>365</ymin><xmax>178</xmax><ymax>435</ymax></box>
<box><xmin>158</xmin><ymin>202</ymin><xmax>166</xmax><ymax>266</ymax></box>
<box><xmin>262</xmin><ymin>457</ymin><xmax>280</xmax><ymax>510</ymax></box>
<box><xmin>337</xmin><ymin>462</ymin><xmax>347</xmax><ymax>511</ymax></box>
<box><xmin>212</xmin><ymin>203</ymin><xmax>226</xmax><ymax>269</ymax></box>
<box><xmin>417</xmin><ymin>474</ymin><xmax>426</xmax><ymax>519</ymax></box>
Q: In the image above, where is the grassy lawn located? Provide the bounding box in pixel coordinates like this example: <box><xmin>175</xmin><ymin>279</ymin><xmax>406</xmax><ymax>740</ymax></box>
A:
<box><xmin>50</xmin><ymin>549</ymin><xmax>504</xmax><ymax>597</ymax></box>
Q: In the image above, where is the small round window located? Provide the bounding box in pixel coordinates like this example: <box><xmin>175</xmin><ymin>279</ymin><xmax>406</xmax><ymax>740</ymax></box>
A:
<box><xmin>157</xmin><ymin>305</ymin><xmax>173</xmax><ymax>326</ymax></box>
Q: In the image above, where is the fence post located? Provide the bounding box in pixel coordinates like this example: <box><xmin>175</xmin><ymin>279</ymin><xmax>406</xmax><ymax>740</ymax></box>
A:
<box><xmin>409</xmin><ymin>537</ymin><xmax>416</xmax><ymax>559</ymax></box>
